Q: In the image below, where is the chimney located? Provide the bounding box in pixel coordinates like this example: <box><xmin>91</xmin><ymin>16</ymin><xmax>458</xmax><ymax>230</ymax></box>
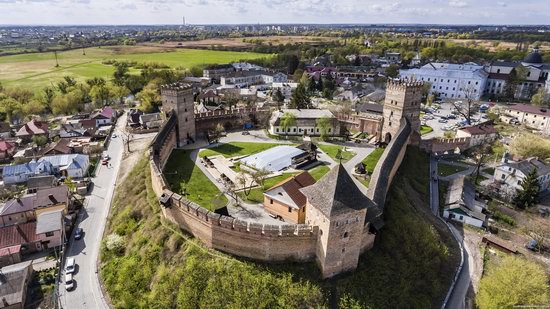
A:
<box><xmin>48</xmin><ymin>194</ymin><xmax>57</xmax><ymax>204</ymax></box>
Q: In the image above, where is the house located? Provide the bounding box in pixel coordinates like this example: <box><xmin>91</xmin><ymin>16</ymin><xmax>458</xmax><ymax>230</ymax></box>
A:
<box><xmin>0</xmin><ymin>139</ymin><xmax>16</xmax><ymax>160</ymax></box>
<box><xmin>127</xmin><ymin>109</ymin><xmax>144</xmax><ymax>127</ymax></box>
<box><xmin>502</xmin><ymin>103</ymin><xmax>550</xmax><ymax>134</ymax></box>
<box><xmin>263</xmin><ymin>172</ymin><xmax>316</xmax><ymax>224</ymax></box>
<box><xmin>39</xmin><ymin>139</ymin><xmax>73</xmax><ymax>156</ymax></box>
<box><xmin>0</xmin><ymin>122</ymin><xmax>12</xmax><ymax>138</ymax></box>
<box><xmin>442</xmin><ymin>176</ymin><xmax>487</xmax><ymax>228</ymax></box>
<box><xmin>0</xmin><ymin>261</ymin><xmax>33</xmax><ymax>307</ymax></box>
<box><xmin>15</xmin><ymin>120</ymin><xmax>48</xmax><ymax>141</ymax></box>
<box><xmin>58</xmin><ymin>123</ymin><xmax>92</xmax><ymax>138</ymax></box>
<box><xmin>198</xmin><ymin>89</ymin><xmax>221</xmax><ymax>104</ymax></box>
<box><xmin>2</xmin><ymin>154</ymin><xmax>89</xmax><ymax>185</ymax></box>
<box><xmin>269</xmin><ymin>109</ymin><xmax>340</xmax><ymax>137</ymax></box>
<box><xmin>139</xmin><ymin>113</ymin><xmax>163</xmax><ymax>129</ymax></box>
<box><xmin>91</xmin><ymin>106</ymin><xmax>117</xmax><ymax>127</ymax></box>
<box><xmin>494</xmin><ymin>154</ymin><xmax>550</xmax><ymax>191</ymax></box>
<box><xmin>456</xmin><ymin>122</ymin><xmax>498</xmax><ymax>147</ymax></box>
<box><xmin>203</xmin><ymin>64</ymin><xmax>235</xmax><ymax>81</ymax></box>
<box><xmin>0</xmin><ymin>185</ymin><xmax>70</xmax><ymax>227</ymax></box>
<box><xmin>26</xmin><ymin>175</ymin><xmax>56</xmax><ymax>193</ymax></box>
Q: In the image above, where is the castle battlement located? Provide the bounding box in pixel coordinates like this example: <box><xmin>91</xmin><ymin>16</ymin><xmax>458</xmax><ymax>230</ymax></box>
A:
<box><xmin>386</xmin><ymin>79</ymin><xmax>424</xmax><ymax>91</ymax></box>
<box><xmin>160</xmin><ymin>82</ymin><xmax>193</xmax><ymax>91</ymax></box>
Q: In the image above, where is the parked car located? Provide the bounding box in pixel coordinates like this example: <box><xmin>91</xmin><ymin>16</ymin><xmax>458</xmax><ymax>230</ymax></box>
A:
<box><xmin>65</xmin><ymin>258</ymin><xmax>76</xmax><ymax>274</ymax></box>
<box><xmin>438</xmin><ymin>119</ymin><xmax>448</xmax><ymax>123</ymax></box>
<box><xmin>447</xmin><ymin>114</ymin><xmax>457</xmax><ymax>119</ymax></box>
<box><xmin>102</xmin><ymin>154</ymin><xmax>110</xmax><ymax>161</ymax></box>
<box><xmin>74</xmin><ymin>228</ymin><xmax>83</xmax><ymax>240</ymax></box>
<box><xmin>526</xmin><ymin>239</ymin><xmax>538</xmax><ymax>251</ymax></box>
<box><xmin>112</xmin><ymin>133</ymin><xmax>117</xmax><ymax>138</ymax></box>
<box><xmin>65</xmin><ymin>273</ymin><xmax>75</xmax><ymax>291</ymax></box>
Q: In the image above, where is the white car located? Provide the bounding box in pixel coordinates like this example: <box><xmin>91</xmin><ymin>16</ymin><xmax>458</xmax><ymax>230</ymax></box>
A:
<box><xmin>65</xmin><ymin>273</ymin><xmax>75</xmax><ymax>291</ymax></box>
<box><xmin>65</xmin><ymin>257</ymin><xmax>76</xmax><ymax>274</ymax></box>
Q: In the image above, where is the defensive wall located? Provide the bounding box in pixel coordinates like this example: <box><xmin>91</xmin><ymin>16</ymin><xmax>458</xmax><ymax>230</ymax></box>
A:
<box><xmin>367</xmin><ymin>118</ymin><xmax>412</xmax><ymax>209</ymax></box>
<box><xmin>148</xmin><ymin>109</ymin><xmax>412</xmax><ymax>266</ymax></box>
<box><xmin>194</xmin><ymin>107</ymin><xmax>270</xmax><ymax>132</ymax></box>
<box><xmin>420</xmin><ymin>137</ymin><xmax>471</xmax><ymax>154</ymax></box>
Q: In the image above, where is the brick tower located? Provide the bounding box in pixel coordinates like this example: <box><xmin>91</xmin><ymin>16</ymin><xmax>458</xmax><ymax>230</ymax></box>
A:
<box><xmin>381</xmin><ymin>79</ymin><xmax>423</xmax><ymax>144</ymax></box>
<box><xmin>161</xmin><ymin>83</ymin><xmax>196</xmax><ymax>146</ymax></box>
<box><xmin>301</xmin><ymin>165</ymin><xmax>369</xmax><ymax>278</ymax></box>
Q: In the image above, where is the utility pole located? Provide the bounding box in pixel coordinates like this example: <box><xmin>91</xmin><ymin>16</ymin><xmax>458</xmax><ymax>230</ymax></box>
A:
<box><xmin>54</xmin><ymin>51</ymin><xmax>59</xmax><ymax>67</ymax></box>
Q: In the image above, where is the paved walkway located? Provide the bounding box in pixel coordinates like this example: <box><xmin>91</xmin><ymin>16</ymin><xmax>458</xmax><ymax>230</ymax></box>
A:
<box><xmin>438</xmin><ymin>160</ymin><xmax>477</xmax><ymax>182</ymax></box>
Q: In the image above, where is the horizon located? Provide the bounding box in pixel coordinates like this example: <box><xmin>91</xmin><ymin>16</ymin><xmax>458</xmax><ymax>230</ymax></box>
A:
<box><xmin>1</xmin><ymin>22</ymin><xmax>550</xmax><ymax>27</ymax></box>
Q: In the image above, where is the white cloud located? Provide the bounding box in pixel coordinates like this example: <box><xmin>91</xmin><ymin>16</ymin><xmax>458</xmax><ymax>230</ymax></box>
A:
<box><xmin>448</xmin><ymin>0</ymin><xmax>468</xmax><ymax>8</ymax></box>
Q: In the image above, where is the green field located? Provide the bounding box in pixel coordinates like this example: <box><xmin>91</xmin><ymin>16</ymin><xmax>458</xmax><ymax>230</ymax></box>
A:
<box><xmin>438</xmin><ymin>162</ymin><xmax>469</xmax><ymax>177</ymax></box>
<box><xmin>362</xmin><ymin>147</ymin><xmax>385</xmax><ymax>174</ymax></box>
<box><xmin>0</xmin><ymin>45</ymin><xmax>268</xmax><ymax>89</ymax></box>
<box><xmin>199</xmin><ymin>142</ymin><xmax>283</xmax><ymax>159</ymax></box>
<box><xmin>318</xmin><ymin>144</ymin><xmax>356</xmax><ymax>163</ymax></box>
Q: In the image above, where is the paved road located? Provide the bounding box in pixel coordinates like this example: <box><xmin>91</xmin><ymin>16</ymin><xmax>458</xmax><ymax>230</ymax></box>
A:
<box><xmin>59</xmin><ymin>114</ymin><xmax>127</xmax><ymax>309</ymax></box>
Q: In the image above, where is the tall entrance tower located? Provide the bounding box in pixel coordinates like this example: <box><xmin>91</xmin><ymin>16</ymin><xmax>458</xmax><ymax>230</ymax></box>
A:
<box><xmin>161</xmin><ymin>83</ymin><xmax>196</xmax><ymax>146</ymax></box>
<box><xmin>381</xmin><ymin>80</ymin><xmax>423</xmax><ymax>144</ymax></box>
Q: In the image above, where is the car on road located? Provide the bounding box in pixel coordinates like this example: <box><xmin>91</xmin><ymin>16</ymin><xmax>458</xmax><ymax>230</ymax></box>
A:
<box><xmin>65</xmin><ymin>273</ymin><xmax>75</xmax><ymax>291</ymax></box>
<box><xmin>102</xmin><ymin>154</ymin><xmax>110</xmax><ymax>161</ymax></box>
<box><xmin>443</xmin><ymin>125</ymin><xmax>455</xmax><ymax>131</ymax></box>
<box><xmin>101</xmin><ymin>159</ymin><xmax>109</xmax><ymax>166</ymax></box>
<box><xmin>241</xmin><ymin>131</ymin><xmax>250</xmax><ymax>135</ymax></box>
<box><xmin>438</xmin><ymin>119</ymin><xmax>448</xmax><ymax>123</ymax></box>
<box><xmin>74</xmin><ymin>227</ymin><xmax>83</xmax><ymax>240</ymax></box>
<box><xmin>446</xmin><ymin>114</ymin><xmax>457</xmax><ymax>119</ymax></box>
<box><xmin>65</xmin><ymin>258</ymin><xmax>76</xmax><ymax>274</ymax></box>
<box><xmin>112</xmin><ymin>133</ymin><xmax>117</xmax><ymax>138</ymax></box>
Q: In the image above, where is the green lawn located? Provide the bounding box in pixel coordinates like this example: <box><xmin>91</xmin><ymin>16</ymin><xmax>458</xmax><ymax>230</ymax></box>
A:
<box><xmin>482</xmin><ymin>167</ymin><xmax>495</xmax><ymax>175</ymax></box>
<box><xmin>438</xmin><ymin>163</ymin><xmax>469</xmax><ymax>177</ymax></box>
<box><xmin>239</xmin><ymin>172</ymin><xmax>298</xmax><ymax>203</ymax></box>
<box><xmin>308</xmin><ymin>164</ymin><xmax>330</xmax><ymax>181</ymax></box>
<box><xmin>199</xmin><ymin>142</ymin><xmax>283</xmax><ymax>158</ymax></box>
<box><xmin>163</xmin><ymin>149</ymin><xmax>227</xmax><ymax>211</ymax></box>
<box><xmin>421</xmin><ymin>125</ymin><xmax>433</xmax><ymax>136</ymax></box>
<box><xmin>362</xmin><ymin>147</ymin><xmax>385</xmax><ymax>174</ymax></box>
<box><xmin>0</xmin><ymin>46</ymin><xmax>268</xmax><ymax>89</ymax></box>
<box><xmin>318</xmin><ymin>144</ymin><xmax>356</xmax><ymax>162</ymax></box>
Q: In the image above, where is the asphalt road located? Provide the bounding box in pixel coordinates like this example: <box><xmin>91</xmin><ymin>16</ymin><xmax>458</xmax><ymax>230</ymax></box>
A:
<box><xmin>59</xmin><ymin>114</ymin><xmax>126</xmax><ymax>309</ymax></box>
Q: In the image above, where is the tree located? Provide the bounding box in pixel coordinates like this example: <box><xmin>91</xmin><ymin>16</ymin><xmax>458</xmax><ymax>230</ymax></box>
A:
<box><xmin>476</xmin><ymin>256</ymin><xmax>549</xmax><ymax>309</ymax></box>
<box><xmin>510</xmin><ymin>133</ymin><xmax>550</xmax><ymax>160</ymax></box>
<box><xmin>279</xmin><ymin>112</ymin><xmax>296</xmax><ymax>136</ymax></box>
<box><xmin>316</xmin><ymin>116</ymin><xmax>332</xmax><ymax>141</ymax></box>
<box><xmin>32</xmin><ymin>135</ymin><xmax>48</xmax><ymax>146</ymax></box>
<box><xmin>385</xmin><ymin>64</ymin><xmax>399</xmax><ymax>78</ymax></box>
<box><xmin>273</xmin><ymin>88</ymin><xmax>285</xmax><ymax>110</ymax></box>
<box><xmin>504</xmin><ymin>66</ymin><xmax>528</xmax><ymax>101</ymax></box>
<box><xmin>471</xmin><ymin>140</ymin><xmax>494</xmax><ymax>184</ymax></box>
<box><xmin>531</xmin><ymin>88</ymin><xmax>550</xmax><ymax>107</ymax></box>
<box><xmin>113</xmin><ymin>62</ymin><xmax>130</xmax><ymax>86</ymax></box>
<box><xmin>250</xmin><ymin>168</ymin><xmax>270</xmax><ymax>189</ymax></box>
<box><xmin>89</xmin><ymin>84</ymin><xmax>111</xmax><ymax>107</ymax></box>
<box><xmin>289</xmin><ymin>83</ymin><xmax>311</xmax><ymax>109</ymax></box>
<box><xmin>136</xmin><ymin>88</ymin><xmax>160</xmax><ymax>113</ymax></box>
<box><xmin>41</xmin><ymin>87</ymin><xmax>56</xmax><ymax>112</ymax></box>
<box><xmin>22</xmin><ymin>99</ymin><xmax>45</xmax><ymax>117</ymax></box>
<box><xmin>86</xmin><ymin>77</ymin><xmax>106</xmax><ymax>88</ymax></box>
<box><xmin>236</xmin><ymin>173</ymin><xmax>252</xmax><ymax>197</ymax></box>
<box><xmin>514</xmin><ymin>168</ymin><xmax>540</xmax><ymax>209</ymax></box>
<box><xmin>451</xmin><ymin>84</ymin><xmax>478</xmax><ymax>125</ymax></box>
<box><xmin>322</xmin><ymin>75</ymin><xmax>336</xmax><ymax>100</ymax></box>
<box><xmin>110</xmin><ymin>85</ymin><xmax>131</xmax><ymax>105</ymax></box>
<box><xmin>0</xmin><ymin>97</ymin><xmax>22</xmax><ymax>123</ymax></box>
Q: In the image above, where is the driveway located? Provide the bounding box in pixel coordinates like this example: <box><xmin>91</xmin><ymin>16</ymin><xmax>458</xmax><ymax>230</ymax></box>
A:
<box><xmin>59</xmin><ymin>114</ymin><xmax>127</xmax><ymax>309</ymax></box>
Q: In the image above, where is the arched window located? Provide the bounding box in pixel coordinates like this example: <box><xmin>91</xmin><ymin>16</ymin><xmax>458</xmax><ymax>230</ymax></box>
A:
<box><xmin>343</xmin><ymin>232</ymin><xmax>349</xmax><ymax>238</ymax></box>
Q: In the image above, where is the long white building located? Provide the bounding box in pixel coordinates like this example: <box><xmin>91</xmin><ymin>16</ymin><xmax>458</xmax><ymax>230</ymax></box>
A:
<box><xmin>400</xmin><ymin>62</ymin><xmax>488</xmax><ymax>100</ymax></box>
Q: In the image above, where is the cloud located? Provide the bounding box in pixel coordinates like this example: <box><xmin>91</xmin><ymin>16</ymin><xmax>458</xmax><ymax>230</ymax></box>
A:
<box><xmin>497</xmin><ymin>1</ymin><xmax>507</xmax><ymax>7</ymax></box>
<box><xmin>448</xmin><ymin>0</ymin><xmax>468</xmax><ymax>8</ymax></box>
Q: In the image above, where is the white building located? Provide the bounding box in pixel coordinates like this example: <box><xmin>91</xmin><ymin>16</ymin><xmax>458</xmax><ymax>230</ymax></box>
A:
<box><xmin>494</xmin><ymin>155</ymin><xmax>550</xmax><ymax>192</ymax></box>
<box><xmin>400</xmin><ymin>62</ymin><xmax>488</xmax><ymax>100</ymax></box>
<box><xmin>456</xmin><ymin>122</ymin><xmax>498</xmax><ymax>147</ymax></box>
<box><xmin>221</xmin><ymin>71</ymin><xmax>287</xmax><ymax>87</ymax></box>
<box><xmin>269</xmin><ymin>109</ymin><xmax>340</xmax><ymax>137</ymax></box>
<box><xmin>442</xmin><ymin>177</ymin><xmax>487</xmax><ymax>228</ymax></box>
<box><xmin>502</xmin><ymin>103</ymin><xmax>550</xmax><ymax>134</ymax></box>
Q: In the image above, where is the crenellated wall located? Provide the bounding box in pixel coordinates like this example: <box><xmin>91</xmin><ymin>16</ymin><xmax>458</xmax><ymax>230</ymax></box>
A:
<box><xmin>420</xmin><ymin>137</ymin><xmax>471</xmax><ymax>154</ymax></box>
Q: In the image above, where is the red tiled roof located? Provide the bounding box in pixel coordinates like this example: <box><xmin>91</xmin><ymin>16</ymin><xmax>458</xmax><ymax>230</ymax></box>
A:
<box><xmin>15</xmin><ymin>120</ymin><xmax>48</xmax><ymax>137</ymax></box>
<box><xmin>0</xmin><ymin>222</ymin><xmax>38</xmax><ymax>249</ymax></box>
<box><xmin>0</xmin><ymin>244</ymin><xmax>21</xmax><ymax>257</ymax></box>
<box><xmin>268</xmin><ymin>172</ymin><xmax>316</xmax><ymax>208</ymax></box>
<box><xmin>507</xmin><ymin>103</ymin><xmax>550</xmax><ymax>117</ymax></box>
<box><xmin>0</xmin><ymin>139</ymin><xmax>15</xmax><ymax>152</ymax></box>
<box><xmin>458</xmin><ymin>123</ymin><xmax>498</xmax><ymax>135</ymax></box>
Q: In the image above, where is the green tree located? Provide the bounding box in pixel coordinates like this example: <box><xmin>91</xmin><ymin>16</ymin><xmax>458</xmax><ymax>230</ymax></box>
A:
<box><xmin>41</xmin><ymin>87</ymin><xmax>56</xmax><ymax>112</ymax></box>
<box><xmin>316</xmin><ymin>116</ymin><xmax>332</xmax><ymax>141</ymax></box>
<box><xmin>136</xmin><ymin>88</ymin><xmax>160</xmax><ymax>113</ymax></box>
<box><xmin>273</xmin><ymin>88</ymin><xmax>285</xmax><ymax>110</ymax></box>
<box><xmin>476</xmin><ymin>256</ymin><xmax>549</xmax><ymax>309</ymax></box>
<box><xmin>510</xmin><ymin>133</ymin><xmax>550</xmax><ymax>160</ymax></box>
<box><xmin>110</xmin><ymin>85</ymin><xmax>131</xmax><ymax>105</ymax></box>
<box><xmin>32</xmin><ymin>135</ymin><xmax>48</xmax><ymax>146</ymax></box>
<box><xmin>113</xmin><ymin>62</ymin><xmax>130</xmax><ymax>86</ymax></box>
<box><xmin>531</xmin><ymin>88</ymin><xmax>550</xmax><ymax>107</ymax></box>
<box><xmin>0</xmin><ymin>96</ymin><xmax>22</xmax><ymax>123</ymax></box>
<box><xmin>279</xmin><ymin>112</ymin><xmax>296</xmax><ymax>136</ymax></box>
<box><xmin>22</xmin><ymin>99</ymin><xmax>45</xmax><ymax>117</ymax></box>
<box><xmin>514</xmin><ymin>168</ymin><xmax>540</xmax><ymax>209</ymax></box>
<box><xmin>322</xmin><ymin>75</ymin><xmax>336</xmax><ymax>100</ymax></box>
<box><xmin>89</xmin><ymin>84</ymin><xmax>111</xmax><ymax>107</ymax></box>
<box><xmin>385</xmin><ymin>64</ymin><xmax>399</xmax><ymax>78</ymax></box>
<box><xmin>289</xmin><ymin>83</ymin><xmax>311</xmax><ymax>109</ymax></box>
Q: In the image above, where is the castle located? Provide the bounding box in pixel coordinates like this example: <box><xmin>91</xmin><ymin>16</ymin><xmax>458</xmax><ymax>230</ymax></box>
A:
<box><xmin>152</xmin><ymin>80</ymin><xmax>420</xmax><ymax>278</ymax></box>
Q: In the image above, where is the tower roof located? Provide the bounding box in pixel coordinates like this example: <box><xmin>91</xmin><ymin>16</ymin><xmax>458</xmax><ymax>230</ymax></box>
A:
<box><xmin>523</xmin><ymin>49</ymin><xmax>543</xmax><ymax>64</ymax></box>
<box><xmin>300</xmin><ymin>164</ymin><xmax>370</xmax><ymax>217</ymax></box>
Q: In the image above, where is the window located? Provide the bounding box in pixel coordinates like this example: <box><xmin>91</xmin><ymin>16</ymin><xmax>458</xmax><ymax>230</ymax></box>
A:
<box><xmin>343</xmin><ymin>232</ymin><xmax>349</xmax><ymax>238</ymax></box>
<box><xmin>184</xmin><ymin>108</ymin><xmax>187</xmax><ymax>112</ymax></box>
<box><xmin>276</xmin><ymin>128</ymin><xmax>279</xmax><ymax>133</ymax></box>
<box><xmin>270</xmin><ymin>199</ymin><xmax>273</xmax><ymax>204</ymax></box>
<box><xmin>497</xmin><ymin>69</ymin><xmax>501</xmax><ymax>73</ymax></box>
<box><xmin>459</xmin><ymin>216</ymin><xmax>463</xmax><ymax>220</ymax></box>
<box><xmin>342</xmin><ymin>248</ymin><xmax>346</xmax><ymax>253</ymax></box>
<box><xmin>45</xmin><ymin>231</ymin><xmax>54</xmax><ymax>237</ymax></box>
<box><xmin>288</xmin><ymin>207</ymin><xmax>292</xmax><ymax>212</ymax></box>
<box><xmin>468</xmin><ymin>81</ymin><xmax>471</xmax><ymax>84</ymax></box>
<box><xmin>501</xmin><ymin>174</ymin><xmax>505</xmax><ymax>180</ymax></box>
<box><xmin>185</xmin><ymin>117</ymin><xmax>188</xmax><ymax>122</ymax></box>
<box><xmin>293</xmin><ymin>128</ymin><xmax>296</xmax><ymax>132</ymax></box>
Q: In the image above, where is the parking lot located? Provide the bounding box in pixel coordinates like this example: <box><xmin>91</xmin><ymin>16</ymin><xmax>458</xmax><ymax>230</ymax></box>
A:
<box><xmin>421</xmin><ymin>101</ymin><xmax>489</xmax><ymax>139</ymax></box>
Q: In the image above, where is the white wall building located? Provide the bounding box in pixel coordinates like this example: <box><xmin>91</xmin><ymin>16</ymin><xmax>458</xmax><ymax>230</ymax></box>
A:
<box><xmin>400</xmin><ymin>62</ymin><xmax>488</xmax><ymax>100</ymax></box>
<box><xmin>494</xmin><ymin>155</ymin><xmax>550</xmax><ymax>192</ymax></box>
<box><xmin>269</xmin><ymin>109</ymin><xmax>340</xmax><ymax>137</ymax></box>
<box><xmin>502</xmin><ymin>103</ymin><xmax>550</xmax><ymax>134</ymax></box>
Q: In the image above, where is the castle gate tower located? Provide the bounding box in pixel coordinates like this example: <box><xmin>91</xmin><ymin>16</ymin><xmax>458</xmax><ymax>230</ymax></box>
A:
<box><xmin>161</xmin><ymin>83</ymin><xmax>196</xmax><ymax>146</ymax></box>
<box><xmin>301</xmin><ymin>165</ymin><xmax>370</xmax><ymax>278</ymax></box>
<box><xmin>381</xmin><ymin>79</ymin><xmax>423</xmax><ymax>144</ymax></box>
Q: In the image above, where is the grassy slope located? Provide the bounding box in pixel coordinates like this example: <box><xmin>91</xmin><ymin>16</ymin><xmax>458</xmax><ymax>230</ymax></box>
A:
<box><xmin>102</xmin><ymin>147</ymin><xmax>459</xmax><ymax>308</ymax></box>
<box><xmin>163</xmin><ymin>149</ymin><xmax>227</xmax><ymax>211</ymax></box>
<box><xmin>318</xmin><ymin>144</ymin><xmax>356</xmax><ymax>162</ymax></box>
<box><xmin>0</xmin><ymin>46</ymin><xmax>267</xmax><ymax>89</ymax></box>
<box><xmin>199</xmin><ymin>142</ymin><xmax>283</xmax><ymax>158</ymax></box>
<box><xmin>362</xmin><ymin>147</ymin><xmax>385</xmax><ymax>174</ymax></box>
<box><xmin>101</xmin><ymin>156</ymin><xmax>325</xmax><ymax>308</ymax></box>
<box><xmin>421</xmin><ymin>125</ymin><xmax>434</xmax><ymax>135</ymax></box>
<box><xmin>438</xmin><ymin>162</ymin><xmax>469</xmax><ymax>177</ymax></box>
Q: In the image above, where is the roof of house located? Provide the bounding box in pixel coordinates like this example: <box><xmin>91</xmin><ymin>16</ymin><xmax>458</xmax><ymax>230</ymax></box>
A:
<box><xmin>355</xmin><ymin>102</ymin><xmax>384</xmax><ymax>114</ymax></box>
<box><xmin>0</xmin><ymin>122</ymin><xmax>11</xmax><ymax>133</ymax></box>
<box><xmin>264</xmin><ymin>172</ymin><xmax>316</xmax><ymax>209</ymax></box>
<box><xmin>507</xmin><ymin>103</ymin><xmax>550</xmax><ymax>117</ymax></box>
<box><xmin>300</xmin><ymin>164</ymin><xmax>370</xmax><ymax>217</ymax></box>
<box><xmin>0</xmin><ymin>261</ymin><xmax>33</xmax><ymax>308</ymax></box>
<box><xmin>490</xmin><ymin>61</ymin><xmax>519</xmax><ymax>68</ymax></box>
<box><xmin>445</xmin><ymin>176</ymin><xmax>486</xmax><ymax>222</ymax></box>
<box><xmin>2</xmin><ymin>160</ymin><xmax>53</xmax><ymax>178</ymax></box>
<box><xmin>487</xmin><ymin>73</ymin><xmax>510</xmax><ymax>81</ymax></box>
<box><xmin>523</xmin><ymin>50</ymin><xmax>543</xmax><ymax>64</ymax></box>
<box><xmin>0</xmin><ymin>196</ymin><xmax>36</xmax><ymax>216</ymax></box>
<box><xmin>15</xmin><ymin>120</ymin><xmax>48</xmax><ymax>137</ymax></box>
<box><xmin>27</xmin><ymin>175</ymin><xmax>56</xmax><ymax>190</ymax></box>
<box><xmin>0</xmin><ymin>139</ymin><xmax>15</xmax><ymax>152</ymax></box>
<box><xmin>40</xmin><ymin>138</ymin><xmax>72</xmax><ymax>156</ymax></box>
<box><xmin>0</xmin><ymin>222</ymin><xmax>38</xmax><ymax>249</ymax></box>
<box><xmin>458</xmin><ymin>122</ymin><xmax>497</xmax><ymax>136</ymax></box>
<box><xmin>92</xmin><ymin>106</ymin><xmax>116</xmax><ymax>120</ymax></box>
<box><xmin>505</xmin><ymin>157</ymin><xmax>550</xmax><ymax>177</ymax></box>
<box><xmin>36</xmin><ymin>209</ymin><xmax>63</xmax><ymax>234</ymax></box>
<box><xmin>39</xmin><ymin>154</ymin><xmax>88</xmax><ymax>170</ymax></box>
<box><xmin>35</xmin><ymin>185</ymin><xmax>68</xmax><ymax>207</ymax></box>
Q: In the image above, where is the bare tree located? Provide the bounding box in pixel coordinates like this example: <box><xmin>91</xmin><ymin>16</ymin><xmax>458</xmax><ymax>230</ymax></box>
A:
<box><xmin>471</xmin><ymin>137</ymin><xmax>495</xmax><ymax>184</ymax></box>
<box><xmin>236</xmin><ymin>172</ymin><xmax>252</xmax><ymax>197</ymax></box>
<box><xmin>451</xmin><ymin>84</ymin><xmax>478</xmax><ymax>125</ymax></box>
<box><xmin>249</xmin><ymin>168</ymin><xmax>270</xmax><ymax>190</ymax></box>
<box><xmin>525</xmin><ymin>220</ymin><xmax>550</xmax><ymax>253</ymax></box>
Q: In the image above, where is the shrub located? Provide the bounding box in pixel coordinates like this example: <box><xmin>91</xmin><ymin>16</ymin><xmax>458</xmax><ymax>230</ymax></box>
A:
<box><xmin>105</xmin><ymin>233</ymin><xmax>126</xmax><ymax>254</ymax></box>
<box><xmin>491</xmin><ymin>210</ymin><xmax>516</xmax><ymax>226</ymax></box>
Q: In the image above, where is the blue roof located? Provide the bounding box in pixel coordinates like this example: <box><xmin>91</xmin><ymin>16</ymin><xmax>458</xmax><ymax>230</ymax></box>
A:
<box><xmin>2</xmin><ymin>154</ymin><xmax>88</xmax><ymax>178</ymax></box>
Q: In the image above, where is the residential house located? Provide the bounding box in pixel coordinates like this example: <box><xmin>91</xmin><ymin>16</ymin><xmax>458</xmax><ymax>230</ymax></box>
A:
<box><xmin>269</xmin><ymin>109</ymin><xmax>340</xmax><ymax>137</ymax></box>
<box><xmin>0</xmin><ymin>261</ymin><xmax>33</xmax><ymax>307</ymax></box>
<box><xmin>139</xmin><ymin>113</ymin><xmax>163</xmax><ymax>129</ymax></box>
<box><xmin>263</xmin><ymin>172</ymin><xmax>316</xmax><ymax>223</ymax></box>
<box><xmin>57</xmin><ymin>123</ymin><xmax>92</xmax><ymax>139</ymax></box>
<box><xmin>203</xmin><ymin>64</ymin><xmax>235</xmax><ymax>81</ymax></box>
<box><xmin>39</xmin><ymin>139</ymin><xmax>73</xmax><ymax>156</ymax></box>
<box><xmin>91</xmin><ymin>106</ymin><xmax>117</xmax><ymax>127</ymax></box>
<box><xmin>2</xmin><ymin>160</ymin><xmax>53</xmax><ymax>185</ymax></box>
<box><xmin>442</xmin><ymin>176</ymin><xmax>487</xmax><ymax>228</ymax></box>
<box><xmin>26</xmin><ymin>175</ymin><xmax>56</xmax><ymax>193</ymax></box>
<box><xmin>2</xmin><ymin>154</ymin><xmax>89</xmax><ymax>185</ymax></box>
<box><xmin>198</xmin><ymin>89</ymin><xmax>221</xmax><ymax>104</ymax></box>
<box><xmin>494</xmin><ymin>154</ymin><xmax>550</xmax><ymax>191</ymax></box>
<box><xmin>127</xmin><ymin>109</ymin><xmax>143</xmax><ymax>128</ymax></box>
<box><xmin>502</xmin><ymin>103</ymin><xmax>550</xmax><ymax>134</ymax></box>
<box><xmin>15</xmin><ymin>120</ymin><xmax>48</xmax><ymax>141</ymax></box>
<box><xmin>0</xmin><ymin>139</ymin><xmax>16</xmax><ymax>160</ymax></box>
<box><xmin>456</xmin><ymin>122</ymin><xmax>498</xmax><ymax>147</ymax></box>
<box><xmin>0</xmin><ymin>122</ymin><xmax>12</xmax><ymax>138</ymax></box>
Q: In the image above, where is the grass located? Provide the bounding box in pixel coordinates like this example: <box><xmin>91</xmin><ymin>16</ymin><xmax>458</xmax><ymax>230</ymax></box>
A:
<box><xmin>438</xmin><ymin>162</ymin><xmax>469</xmax><ymax>177</ymax></box>
<box><xmin>317</xmin><ymin>144</ymin><xmax>356</xmax><ymax>162</ymax></box>
<box><xmin>239</xmin><ymin>172</ymin><xmax>298</xmax><ymax>203</ymax></box>
<box><xmin>0</xmin><ymin>46</ymin><xmax>268</xmax><ymax>89</ymax></box>
<box><xmin>199</xmin><ymin>142</ymin><xmax>283</xmax><ymax>158</ymax></box>
<box><xmin>491</xmin><ymin>210</ymin><xmax>516</xmax><ymax>227</ymax></box>
<box><xmin>482</xmin><ymin>167</ymin><xmax>495</xmax><ymax>175</ymax></box>
<box><xmin>308</xmin><ymin>164</ymin><xmax>330</xmax><ymax>181</ymax></box>
<box><xmin>362</xmin><ymin>147</ymin><xmax>385</xmax><ymax>174</ymax></box>
<box><xmin>420</xmin><ymin>125</ymin><xmax>434</xmax><ymax>136</ymax></box>
<box><xmin>163</xmin><ymin>149</ymin><xmax>227</xmax><ymax>211</ymax></box>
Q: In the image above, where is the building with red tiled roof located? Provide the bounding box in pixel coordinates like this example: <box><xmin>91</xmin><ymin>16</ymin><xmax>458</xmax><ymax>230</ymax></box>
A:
<box><xmin>503</xmin><ymin>103</ymin><xmax>550</xmax><ymax>134</ymax></box>
<box><xmin>263</xmin><ymin>171</ymin><xmax>316</xmax><ymax>223</ymax></box>
<box><xmin>0</xmin><ymin>138</ymin><xmax>16</xmax><ymax>159</ymax></box>
<box><xmin>456</xmin><ymin>122</ymin><xmax>498</xmax><ymax>147</ymax></box>
<box><xmin>15</xmin><ymin>120</ymin><xmax>48</xmax><ymax>140</ymax></box>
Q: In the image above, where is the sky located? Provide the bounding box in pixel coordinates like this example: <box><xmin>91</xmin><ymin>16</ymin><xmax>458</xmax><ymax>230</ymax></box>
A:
<box><xmin>0</xmin><ymin>0</ymin><xmax>549</xmax><ymax>25</ymax></box>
